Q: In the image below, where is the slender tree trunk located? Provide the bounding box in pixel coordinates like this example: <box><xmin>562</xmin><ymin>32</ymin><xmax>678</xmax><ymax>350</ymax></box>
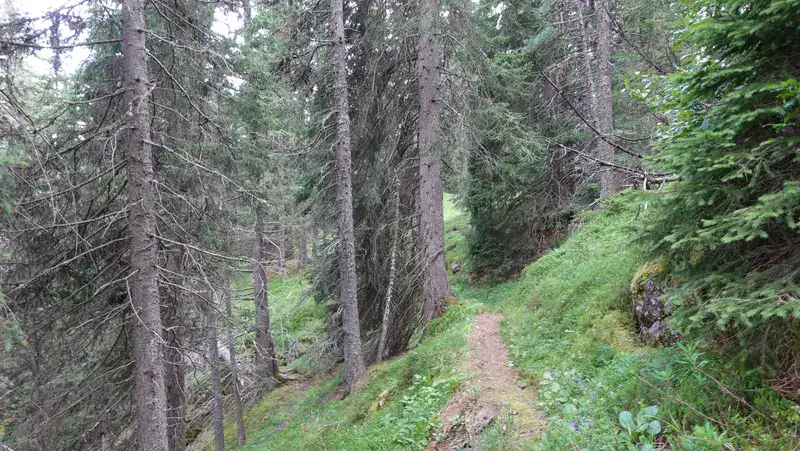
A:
<box><xmin>33</xmin><ymin>345</ymin><xmax>54</xmax><ymax>450</ymax></box>
<box><xmin>377</xmin><ymin>173</ymin><xmax>401</xmax><ymax>362</ymax></box>
<box><xmin>223</xmin><ymin>280</ymin><xmax>247</xmax><ymax>446</ymax></box>
<box><xmin>0</xmin><ymin>305</ymin><xmax>4</xmax><ymax>389</ymax></box>
<box><xmin>330</xmin><ymin>0</ymin><xmax>366</xmax><ymax>392</ymax></box>
<box><xmin>595</xmin><ymin>0</ymin><xmax>618</xmax><ymax>197</ymax></box>
<box><xmin>101</xmin><ymin>428</ymin><xmax>112</xmax><ymax>451</ymax></box>
<box><xmin>205</xmin><ymin>286</ymin><xmax>225</xmax><ymax>451</ymax></box>
<box><xmin>298</xmin><ymin>233</ymin><xmax>308</xmax><ymax>269</ymax></box>
<box><xmin>163</xmin><ymin>249</ymin><xmax>186</xmax><ymax>451</ymax></box>
<box><xmin>122</xmin><ymin>0</ymin><xmax>170</xmax><ymax>448</ymax></box>
<box><xmin>417</xmin><ymin>0</ymin><xmax>449</xmax><ymax>328</ymax></box>
<box><xmin>253</xmin><ymin>214</ymin><xmax>278</xmax><ymax>379</ymax></box>
<box><xmin>575</xmin><ymin>0</ymin><xmax>597</xmax><ymax>122</ymax></box>
<box><xmin>241</xmin><ymin>0</ymin><xmax>276</xmax><ymax>382</ymax></box>
<box><xmin>242</xmin><ymin>0</ymin><xmax>252</xmax><ymax>25</ymax></box>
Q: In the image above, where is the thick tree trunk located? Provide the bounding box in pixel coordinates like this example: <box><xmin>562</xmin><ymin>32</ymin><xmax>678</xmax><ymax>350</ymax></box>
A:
<box><xmin>595</xmin><ymin>0</ymin><xmax>618</xmax><ymax>197</ymax></box>
<box><xmin>417</xmin><ymin>0</ymin><xmax>449</xmax><ymax>328</ymax></box>
<box><xmin>163</xmin><ymin>249</ymin><xmax>186</xmax><ymax>451</ymax></box>
<box><xmin>377</xmin><ymin>174</ymin><xmax>401</xmax><ymax>362</ymax></box>
<box><xmin>253</xmin><ymin>214</ymin><xmax>278</xmax><ymax>379</ymax></box>
<box><xmin>330</xmin><ymin>0</ymin><xmax>367</xmax><ymax>392</ymax></box>
<box><xmin>122</xmin><ymin>0</ymin><xmax>170</xmax><ymax>448</ymax></box>
<box><xmin>205</xmin><ymin>287</ymin><xmax>225</xmax><ymax>451</ymax></box>
<box><xmin>224</xmin><ymin>280</ymin><xmax>247</xmax><ymax>446</ymax></box>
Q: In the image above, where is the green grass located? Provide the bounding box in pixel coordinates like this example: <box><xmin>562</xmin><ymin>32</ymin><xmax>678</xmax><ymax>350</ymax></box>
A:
<box><xmin>230</xmin><ymin>270</ymin><xmax>327</xmax><ymax>375</ymax></box>
<box><xmin>442</xmin><ymin>193</ymin><xmax>461</xmax><ymax>222</ymax></box>
<box><xmin>209</xmin><ymin>192</ymin><xmax>799</xmax><ymax>450</ymax></box>
<box><xmin>231</xmin><ymin>301</ymin><xmax>479</xmax><ymax>450</ymax></box>
<box><xmin>448</xmin><ymin>191</ymin><xmax>800</xmax><ymax>450</ymax></box>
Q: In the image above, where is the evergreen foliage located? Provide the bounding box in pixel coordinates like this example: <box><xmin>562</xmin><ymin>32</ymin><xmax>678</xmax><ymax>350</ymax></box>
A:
<box><xmin>642</xmin><ymin>0</ymin><xmax>800</xmax><ymax>368</ymax></box>
<box><xmin>2</xmin><ymin>0</ymin><xmax>800</xmax><ymax>448</ymax></box>
<box><xmin>460</xmin><ymin>0</ymin><xmax>576</xmax><ymax>278</ymax></box>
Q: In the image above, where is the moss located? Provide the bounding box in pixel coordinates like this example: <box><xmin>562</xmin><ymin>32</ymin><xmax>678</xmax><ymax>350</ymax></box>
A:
<box><xmin>630</xmin><ymin>257</ymin><xmax>667</xmax><ymax>298</ymax></box>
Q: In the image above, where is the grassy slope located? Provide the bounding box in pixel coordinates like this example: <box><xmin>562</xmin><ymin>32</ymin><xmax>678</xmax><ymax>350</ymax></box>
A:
<box><xmin>238</xmin><ymin>302</ymin><xmax>477</xmax><ymax>450</ymax></box>
<box><xmin>215</xmin><ymin>193</ymin><xmax>797</xmax><ymax>450</ymax></box>
<box><xmin>449</xmin><ymin>192</ymin><xmax>799</xmax><ymax>450</ymax></box>
<box><xmin>229</xmin><ymin>271</ymin><xmax>327</xmax><ymax>375</ymax></box>
<box><xmin>219</xmin><ymin>263</ymin><xmax>480</xmax><ymax>449</ymax></box>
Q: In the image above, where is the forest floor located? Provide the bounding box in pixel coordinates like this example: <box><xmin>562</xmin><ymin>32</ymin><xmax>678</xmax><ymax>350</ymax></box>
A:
<box><xmin>429</xmin><ymin>312</ymin><xmax>544</xmax><ymax>450</ymax></box>
<box><xmin>195</xmin><ymin>193</ymin><xmax>799</xmax><ymax>449</ymax></box>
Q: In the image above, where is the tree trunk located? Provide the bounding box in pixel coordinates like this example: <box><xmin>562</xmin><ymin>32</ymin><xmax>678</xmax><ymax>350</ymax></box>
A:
<box><xmin>575</xmin><ymin>0</ymin><xmax>597</xmax><ymax>122</ymax></box>
<box><xmin>417</xmin><ymin>0</ymin><xmax>449</xmax><ymax>328</ymax></box>
<box><xmin>253</xmin><ymin>213</ymin><xmax>278</xmax><ymax>380</ymax></box>
<box><xmin>595</xmin><ymin>0</ymin><xmax>618</xmax><ymax>197</ymax></box>
<box><xmin>163</xmin><ymin>249</ymin><xmax>186</xmax><ymax>451</ymax></box>
<box><xmin>122</xmin><ymin>0</ymin><xmax>170</xmax><ymax>448</ymax></box>
<box><xmin>223</xmin><ymin>280</ymin><xmax>247</xmax><ymax>446</ymax></box>
<box><xmin>298</xmin><ymin>233</ymin><xmax>308</xmax><ymax>269</ymax></box>
<box><xmin>377</xmin><ymin>173</ymin><xmax>401</xmax><ymax>362</ymax></box>
<box><xmin>330</xmin><ymin>0</ymin><xmax>367</xmax><ymax>392</ymax></box>
<box><xmin>242</xmin><ymin>0</ymin><xmax>252</xmax><ymax>25</ymax></box>
<box><xmin>205</xmin><ymin>286</ymin><xmax>225</xmax><ymax>451</ymax></box>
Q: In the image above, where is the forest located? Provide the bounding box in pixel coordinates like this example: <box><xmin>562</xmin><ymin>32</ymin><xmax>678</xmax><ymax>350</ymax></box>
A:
<box><xmin>0</xmin><ymin>0</ymin><xmax>798</xmax><ymax>449</ymax></box>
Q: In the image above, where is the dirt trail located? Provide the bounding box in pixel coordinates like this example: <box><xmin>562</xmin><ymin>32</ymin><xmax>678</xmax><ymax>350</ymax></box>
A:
<box><xmin>429</xmin><ymin>312</ymin><xmax>544</xmax><ymax>450</ymax></box>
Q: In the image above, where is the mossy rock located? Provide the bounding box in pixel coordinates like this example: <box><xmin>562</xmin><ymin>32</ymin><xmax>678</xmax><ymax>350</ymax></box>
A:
<box><xmin>630</xmin><ymin>257</ymin><xmax>666</xmax><ymax>298</ymax></box>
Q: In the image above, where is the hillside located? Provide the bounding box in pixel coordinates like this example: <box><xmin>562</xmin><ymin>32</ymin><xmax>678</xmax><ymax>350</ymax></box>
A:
<box><xmin>3</xmin><ymin>0</ymin><xmax>799</xmax><ymax>449</ymax></box>
<box><xmin>187</xmin><ymin>194</ymin><xmax>798</xmax><ymax>450</ymax></box>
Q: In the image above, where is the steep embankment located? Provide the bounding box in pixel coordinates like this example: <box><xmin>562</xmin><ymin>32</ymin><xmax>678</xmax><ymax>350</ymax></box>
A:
<box><xmin>447</xmin><ymin>192</ymin><xmax>799</xmax><ymax>450</ymax></box>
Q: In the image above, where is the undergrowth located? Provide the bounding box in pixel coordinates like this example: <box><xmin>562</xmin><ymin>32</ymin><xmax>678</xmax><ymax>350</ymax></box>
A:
<box><xmin>450</xmin><ymin>191</ymin><xmax>800</xmax><ymax>450</ymax></box>
<box><xmin>225</xmin><ymin>296</ymin><xmax>479</xmax><ymax>449</ymax></box>
<box><xmin>230</xmin><ymin>270</ymin><xmax>327</xmax><ymax>375</ymax></box>
<box><xmin>212</xmin><ymin>193</ymin><xmax>799</xmax><ymax>450</ymax></box>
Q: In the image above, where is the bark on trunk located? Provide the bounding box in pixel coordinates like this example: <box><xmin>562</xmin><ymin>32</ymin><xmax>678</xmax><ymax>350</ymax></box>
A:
<box><xmin>242</xmin><ymin>0</ymin><xmax>252</xmax><ymax>25</ymax></box>
<box><xmin>122</xmin><ymin>0</ymin><xmax>170</xmax><ymax>448</ymax></box>
<box><xmin>595</xmin><ymin>0</ymin><xmax>618</xmax><ymax>197</ymax></box>
<box><xmin>417</xmin><ymin>0</ymin><xmax>449</xmax><ymax>328</ymax></box>
<box><xmin>224</xmin><ymin>280</ymin><xmax>247</xmax><ymax>446</ymax></box>
<box><xmin>205</xmin><ymin>287</ymin><xmax>225</xmax><ymax>451</ymax></box>
<box><xmin>253</xmin><ymin>214</ymin><xmax>278</xmax><ymax>380</ymax></box>
<box><xmin>376</xmin><ymin>173</ymin><xmax>401</xmax><ymax>362</ymax></box>
<box><xmin>298</xmin><ymin>233</ymin><xmax>308</xmax><ymax>269</ymax></box>
<box><xmin>330</xmin><ymin>0</ymin><xmax>367</xmax><ymax>392</ymax></box>
<box><xmin>163</xmin><ymin>249</ymin><xmax>186</xmax><ymax>451</ymax></box>
<box><xmin>575</xmin><ymin>0</ymin><xmax>597</xmax><ymax>122</ymax></box>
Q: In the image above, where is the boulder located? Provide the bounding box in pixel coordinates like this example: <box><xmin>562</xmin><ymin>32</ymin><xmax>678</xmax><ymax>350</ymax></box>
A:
<box><xmin>630</xmin><ymin>261</ymin><xmax>679</xmax><ymax>344</ymax></box>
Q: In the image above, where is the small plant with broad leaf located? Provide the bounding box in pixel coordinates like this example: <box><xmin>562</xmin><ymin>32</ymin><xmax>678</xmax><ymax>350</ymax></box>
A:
<box><xmin>618</xmin><ymin>405</ymin><xmax>661</xmax><ymax>449</ymax></box>
<box><xmin>379</xmin><ymin>374</ymin><xmax>460</xmax><ymax>449</ymax></box>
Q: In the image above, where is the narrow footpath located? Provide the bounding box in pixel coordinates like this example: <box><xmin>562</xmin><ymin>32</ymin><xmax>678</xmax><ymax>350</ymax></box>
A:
<box><xmin>429</xmin><ymin>312</ymin><xmax>545</xmax><ymax>449</ymax></box>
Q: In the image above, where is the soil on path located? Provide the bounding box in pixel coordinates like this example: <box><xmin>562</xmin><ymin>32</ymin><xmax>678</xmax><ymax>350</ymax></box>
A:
<box><xmin>429</xmin><ymin>312</ymin><xmax>544</xmax><ymax>450</ymax></box>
